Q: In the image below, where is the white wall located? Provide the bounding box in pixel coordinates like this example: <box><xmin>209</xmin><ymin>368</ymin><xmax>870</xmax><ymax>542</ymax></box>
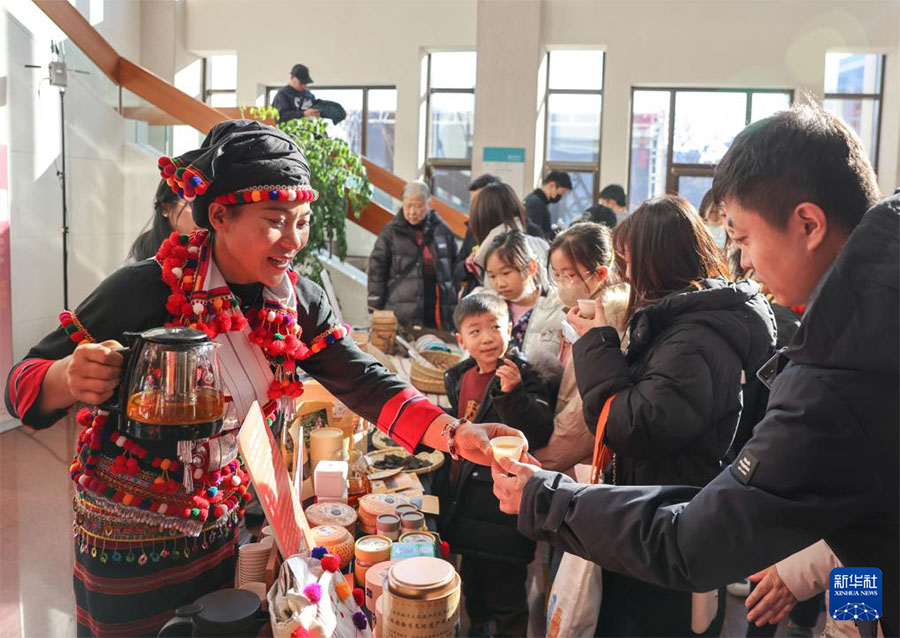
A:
<box><xmin>1</xmin><ymin>0</ymin><xmax>158</xmax><ymax>365</ymax></box>
<box><xmin>184</xmin><ymin>0</ymin><xmax>477</xmax><ymax>182</ymax></box>
<box><xmin>540</xmin><ymin>0</ymin><xmax>900</xmax><ymax>196</ymax></box>
<box><xmin>182</xmin><ymin>0</ymin><xmax>900</xmax><ymax>199</ymax></box>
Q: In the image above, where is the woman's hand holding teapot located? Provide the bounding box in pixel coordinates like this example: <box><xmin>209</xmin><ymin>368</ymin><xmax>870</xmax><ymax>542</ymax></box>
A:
<box><xmin>66</xmin><ymin>340</ymin><xmax>125</xmax><ymax>405</ymax></box>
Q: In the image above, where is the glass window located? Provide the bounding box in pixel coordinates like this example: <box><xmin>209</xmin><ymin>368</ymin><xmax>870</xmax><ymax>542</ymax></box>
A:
<box><xmin>430</xmin><ymin>52</ymin><xmax>477</xmax><ymax>89</ymax></box>
<box><xmin>750</xmin><ymin>92</ymin><xmax>791</xmax><ymax>122</ymax></box>
<box><xmin>549</xmin><ymin>171</ymin><xmax>595</xmax><ymax>227</ymax></box>
<box><xmin>547</xmin><ymin>94</ymin><xmax>602</xmax><ymax>163</ymax></box>
<box><xmin>825</xmin><ymin>53</ymin><xmax>883</xmax><ymax>94</ymax></box>
<box><xmin>676</xmin><ymin>175</ymin><xmax>714</xmax><ymax>212</ymax></box>
<box><xmin>823</xmin><ymin>53</ymin><xmax>885</xmax><ymax>168</ymax></box>
<box><xmin>431</xmin><ymin>168</ymin><xmax>472</xmax><ymax>209</ymax></box>
<box><xmin>204</xmin><ymin>55</ymin><xmax>237</xmax><ymax>106</ymax></box>
<box><xmin>429</xmin><ymin>92</ymin><xmax>475</xmax><ymax>160</ymax></box>
<box><xmin>314</xmin><ymin>88</ymin><xmax>364</xmax><ymax>155</ymax></box>
<box><xmin>208</xmin><ymin>92</ymin><xmax>237</xmax><ymax>108</ymax></box>
<box><xmin>629</xmin><ymin>90</ymin><xmax>671</xmax><ymax>210</ymax></box>
<box><xmin>207</xmin><ymin>55</ymin><xmax>237</xmax><ymax>90</ymax></box>
<box><xmin>629</xmin><ymin>88</ymin><xmax>791</xmax><ymax>208</ymax></box>
<box><xmin>265</xmin><ymin>86</ymin><xmax>396</xmax><ymax>171</ymax></box>
<box><xmin>548</xmin><ymin>50</ymin><xmax>604</xmax><ymax>90</ymax></box>
<box><xmin>542</xmin><ymin>50</ymin><xmax>605</xmax><ymax>223</ymax></box>
<box><xmin>824</xmin><ymin>97</ymin><xmax>880</xmax><ymax>164</ymax></box>
<box><xmin>673</xmin><ymin>92</ymin><xmax>747</xmax><ymax>164</ymax></box>
<box><xmin>366</xmin><ymin>89</ymin><xmax>397</xmax><ymax>173</ymax></box>
<box><xmin>426</xmin><ymin>52</ymin><xmax>476</xmax><ymax>212</ymax></box>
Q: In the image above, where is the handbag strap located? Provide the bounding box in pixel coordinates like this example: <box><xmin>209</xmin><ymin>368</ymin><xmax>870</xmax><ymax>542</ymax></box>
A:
<box><xmin>589</xmin><ymin>394</ymin><xmax>616</xmax><ymax>485</ymax></box>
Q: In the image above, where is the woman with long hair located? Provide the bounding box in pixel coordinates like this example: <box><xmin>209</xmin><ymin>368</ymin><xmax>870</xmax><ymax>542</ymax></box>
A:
<box><xmin>467</xmin><ymin>182</ymin><xmax>549</xmax><ymax>289</ymax></box>
<box><xmin>566</xmin><ymin>195</ymin><xmax>777</xmax><ymax>637</ymax></box>
<box><xmin>128</xmin><ymin>179</ymin><xmax>196</xmax><ymax>261</ymax></box>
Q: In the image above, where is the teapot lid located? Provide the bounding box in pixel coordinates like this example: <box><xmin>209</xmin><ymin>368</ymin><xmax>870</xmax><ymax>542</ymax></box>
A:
<box><xmin>139</xmin><ymin>327</ymin><xmax>210</xmax><ymax>345</ymax></box>
<box><xmin>188</xmin><ymin>588</ymin><xmax>261</xmax><ymax>633</ymax></box>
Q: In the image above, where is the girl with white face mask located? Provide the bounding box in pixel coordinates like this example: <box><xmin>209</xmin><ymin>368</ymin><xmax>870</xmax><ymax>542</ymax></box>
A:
<box><xmin>537</xmin><ymin>222</ymin><xmax>630</xmax><ymax>476</ymax></box>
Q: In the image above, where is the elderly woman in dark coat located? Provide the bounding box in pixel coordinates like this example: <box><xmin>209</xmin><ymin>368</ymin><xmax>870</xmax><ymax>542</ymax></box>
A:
<box><xmin>367</xmin><ymin>180</ymin><xmax>459</xmax><ymax>329</ymax></box>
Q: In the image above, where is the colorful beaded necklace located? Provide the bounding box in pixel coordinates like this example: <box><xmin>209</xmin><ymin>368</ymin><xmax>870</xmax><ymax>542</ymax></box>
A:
<box><xmin>155</xmin><ymin>229</ymin><xmax>349</xmax><ymax>401</ymax></box>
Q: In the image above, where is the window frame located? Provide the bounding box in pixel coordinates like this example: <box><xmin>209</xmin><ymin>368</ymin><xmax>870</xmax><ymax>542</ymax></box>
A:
<box><xmin>202</xmin><ymin>57</ymin><xmax>237</xmax><ymax>106</ymax></box>
<box><xmin>627</xmin><ymin>86</ymin><xmax>794</xmax><ymax>209</ymax></box>
<box><xmin>265</xmin><ymin>84</ymin><xmax>397</xmax><ymax>169</ymax></box>
<box><xmin>423</xmin><ymin>52</ymin><xmax>476</xmax><ymax>208</ymax></box>
<box><xmin>541</xmin><ymin>50</ymin><xmax>607</xmax><ymax>207</ymax></box>
<box><xmin>823</xmin><ymin>53</ymin><xmax>886</xmax><ymax>171</ymax></box>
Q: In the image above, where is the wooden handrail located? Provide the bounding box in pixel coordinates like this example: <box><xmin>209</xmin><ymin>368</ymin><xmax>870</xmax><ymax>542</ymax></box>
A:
<box><xmin>34</xmin><ymin>0</ymin><xmax>467</xmax><ymax>238</ymax></box>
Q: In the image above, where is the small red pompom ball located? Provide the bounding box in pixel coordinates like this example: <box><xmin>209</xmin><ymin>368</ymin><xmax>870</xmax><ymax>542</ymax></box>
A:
<box><xmin>215</xmin><ymin>313</ymin><xmax>232</xmax><ymax>332</ymax></box>
<box><xmin>70</xmin><ymin>332</ymin><xmax>84</xmax><ymax>343</ymax></box>
<box><xmin>267</xmin><ymin>340</ymin><xmax>286</xmax><ymax>356</ymax></box>
<box><xmin>232</xmin><ymin>315</ymin><xmax>249</xmax><ymax>331</ymax></box>
<box><xmin>320</xmin><ymin>555</ymin><xmax>340</xmax><ymax>572</ymax></box>
<box><xmin>352</xmin><ymin>588</ymin><xmax>365</xmax><ymax>607</ymax></box>
<box><xmin>76</xmin><ymin>408</ymin><xmax>94</xmax><ymax>427</ymax></box>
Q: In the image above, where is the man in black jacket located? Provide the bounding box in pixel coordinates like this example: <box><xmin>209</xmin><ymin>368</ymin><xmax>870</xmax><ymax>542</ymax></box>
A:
<box><xmin>524</xmin><ymin>170</ymin><xmax>572</xmax><ymax>239</ymax></box>
<box><xmin>272</xmin><ymin>64</ymin><xmax>319</xmax><ymax>123</ymax></box>
<box><xmin>492</xmin><ymin>104</ymin><xmax>899</xmax><ymax>636</ymax></box>
<box><xmin>583</xmin><ymin>183</ymin><xmax>628</xmax><ymax>228</ymax></box>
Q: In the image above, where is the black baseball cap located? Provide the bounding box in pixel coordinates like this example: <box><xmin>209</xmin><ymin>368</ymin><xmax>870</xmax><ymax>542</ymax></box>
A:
<box><xmin>290</xmin><ymin>64</ymin><xmax>313</xmax><ymax>84</ymax></box>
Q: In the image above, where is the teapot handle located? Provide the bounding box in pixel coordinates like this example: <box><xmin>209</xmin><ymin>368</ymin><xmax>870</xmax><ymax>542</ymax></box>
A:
<box><xmin>156</xmin><ymin>602</ymin><xmax>202</xmax><ymax>637</ymax></box>
<box><xmin>156</xmin><ymin>616</ymin><xmax>193</xmax><ymax>638</ymax></box>
<box><xmin>96</xmin><ymin>346</ymin><xmax>132</xmax><ymax>415</ymax></box>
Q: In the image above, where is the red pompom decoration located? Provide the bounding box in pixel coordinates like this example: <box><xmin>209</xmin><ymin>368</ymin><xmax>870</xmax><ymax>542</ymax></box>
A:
<box><xmin>353</xmin><ymin>588</ymin><xmax>365</xmax><ymax>607</ymax></box>
<box><xmin>320</xmin><ymin>555</ymin><xmax>341</xmax><ymax>572</ymax></box>
<box><xmin>76</xmin><ymin>408</ymin><xmax>94</xmax><ymax>427</ymax></box>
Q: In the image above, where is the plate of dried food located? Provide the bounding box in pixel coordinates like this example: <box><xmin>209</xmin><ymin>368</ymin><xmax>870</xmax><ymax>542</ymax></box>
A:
<box><xmin>364</xmin><ymin>446</ymin><xmax>445</xmax><ymax>475</ymax></box>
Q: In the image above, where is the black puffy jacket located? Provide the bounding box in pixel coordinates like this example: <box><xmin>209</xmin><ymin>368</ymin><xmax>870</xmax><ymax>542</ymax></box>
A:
<box><xmin>367</xmin><ymin>210</ymin><xmax>458</xmax><ymax>329</ymax></box>
<box><xmin>518</xmin><ymin>195</ymin><xmax>900</xmax><ymax>636</ymax></box>
<box><xmin>435</xmin><ymin>350</ymin><xmax>554</xmax><ymax>563</ymax></box>
<box><xmin>574</xmin><ymin>277</ymin><xmax>777</xmax><ymax>487</ymax></box>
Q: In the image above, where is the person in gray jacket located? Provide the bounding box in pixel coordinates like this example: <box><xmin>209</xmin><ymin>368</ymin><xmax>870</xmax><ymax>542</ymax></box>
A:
<box><xmin>491</xmin><ymin>103</ymin><xmax>899</xmax><ymax>637</ymax></box>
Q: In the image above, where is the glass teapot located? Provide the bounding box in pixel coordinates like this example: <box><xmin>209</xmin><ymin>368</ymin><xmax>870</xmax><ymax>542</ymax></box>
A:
<box><xmin>102</xmin><ymin>327</ymin><xmax>226</xmax><ymax>441</ymax></box>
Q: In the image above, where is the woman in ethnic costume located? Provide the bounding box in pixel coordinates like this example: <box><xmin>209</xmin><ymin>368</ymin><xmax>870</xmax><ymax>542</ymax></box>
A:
<box><xmin>5</xmin><ymin>120</ymin><xmax>521</xmax><ymax>637</ymax></box>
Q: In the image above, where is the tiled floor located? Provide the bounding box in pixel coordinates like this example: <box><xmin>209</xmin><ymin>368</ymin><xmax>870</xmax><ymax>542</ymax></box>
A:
<box><xmin>1</xmin><ymin>416</ymin><xmax>78</xmax><ymax>638</ymax></box>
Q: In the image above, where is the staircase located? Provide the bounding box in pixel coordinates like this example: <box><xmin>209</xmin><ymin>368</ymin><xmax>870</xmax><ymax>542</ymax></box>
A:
<box><xmin>33</xmin><ymin>0</ymin><xmax>468</xmax><ymax>239</ymax></box>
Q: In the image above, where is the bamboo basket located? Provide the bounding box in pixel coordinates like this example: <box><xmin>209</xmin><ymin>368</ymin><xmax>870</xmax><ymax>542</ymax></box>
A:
<box><xmin>410</xmin><ymin>350</ymin><xmax>460</xmax><ymax>395</ymax></box>
<box><xmin>370</xmin><ymin>310</ymin><xmax>398</xmax><ymax>355</ymax></box>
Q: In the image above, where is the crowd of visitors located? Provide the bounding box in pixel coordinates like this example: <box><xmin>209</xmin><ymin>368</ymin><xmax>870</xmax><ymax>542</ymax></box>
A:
<box><xmin>6</xmin><ymin>77</ymin><xmax>896</xmax><ymax>638</ymax></box>
<box><xmin>363</xmin><ymin>102</ymin><xmax>897</xmax><ymax>638</ymax></box>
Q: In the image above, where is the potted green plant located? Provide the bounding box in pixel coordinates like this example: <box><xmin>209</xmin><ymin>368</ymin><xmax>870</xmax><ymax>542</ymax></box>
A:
<box><xmin>247</xmin><ymin>107</ymin><xmax>371</xmax><ymax>283</ymax></box>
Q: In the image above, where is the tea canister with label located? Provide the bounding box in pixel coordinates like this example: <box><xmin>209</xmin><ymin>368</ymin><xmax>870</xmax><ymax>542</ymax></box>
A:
<box><xmin>383</xmin><ymin>557</ymin><xmax>460</xmax><ymax>638</ymax></box>
<box><xmin>354</xmin><ymin>534</ymin><xmax>393</xmax><ymax>586</ymax></box>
